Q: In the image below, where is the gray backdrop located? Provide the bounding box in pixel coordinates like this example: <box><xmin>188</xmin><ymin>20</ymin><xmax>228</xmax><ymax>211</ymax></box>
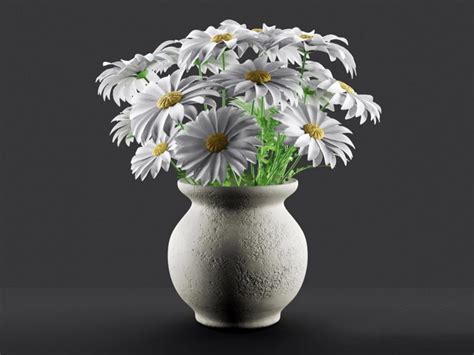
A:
<box><xmin>0</xmin><ymin>0</ymin><xmax>472</xmax><ymax>288</ymax></box>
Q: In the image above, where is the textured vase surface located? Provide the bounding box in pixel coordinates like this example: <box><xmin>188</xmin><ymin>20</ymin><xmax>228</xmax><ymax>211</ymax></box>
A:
<box><xmin>168</xmin><ymin>179</ymin><xmax>307</xmax><ymax>328</ymax></box>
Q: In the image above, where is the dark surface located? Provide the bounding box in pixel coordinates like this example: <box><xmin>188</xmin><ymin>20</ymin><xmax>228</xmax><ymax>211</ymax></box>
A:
<box><xmin>1</xmin><ymin>0</ymin><xmax>472</xmax><ymax>289</ymax></box>
<box><xmin>1</xmin><ymin>288</ymin><xmax>473</xmax><ymax>355</ymax></box>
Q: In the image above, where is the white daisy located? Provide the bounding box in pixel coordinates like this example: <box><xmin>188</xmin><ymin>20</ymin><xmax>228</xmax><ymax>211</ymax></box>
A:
<box><xmin>199</xmin><ymin>49</ymin><xmax>240</xmax><ymax>75</ymax></box>
<box><xmin>178</xmin><ymin>19</ymin><xmax>255</xmax><ymax>70</ymax></box>
<box><xmin>175</xmin><ymin>107</ymin><xmax>260</xmax><ymax>185</ymax></box>
<box><xmin>288</xmin><ymin>28</ymin><xmax>357</xmax><ymax>77</ymax></box>
<box><xmin>130</xmin><ymin>69</ymin><xmax>219</xmax><ymax>143</ymax></box>
<box><xmin>275</xmin><ymin>103</ymin><xmax>354</xmax><ymax>168</ymax></box>
<box><xmin>211</xmin><ymin>57</ymin><xmax>303</xmax><ymax>109</ymax></box>
<box><xmin>96</xmin><ymin>53</ymin><xmax>159</xmax><ymax>106</ymax></box>
<box><xmin>317</xmin><ymin>79</ymin><xmax>382</xmax><ymax>124</ymax></box>
<box><xmin>130</xmin><ymin>127</ymin><xmax>178</xmax><ymax>181</ymax></box>
<box><xmin>303</xmin><ymin>82</ymin><xmax>336</xmax><ymax>110</ymax></box>
<box><xmin>148</xmin><ymin>40</ymin><xmax>180</xmax><ymax>73</ymax></box>
<box><xmin>301</xmin><ymin>61</ymin><xmax>336</xmax><ymax>108</ymax></box>
<box><xmin>249</xmin><ymin>24</ymin><xmax>301</xmax><ymax>65</ymax></box>
<box><xmin>303</xmin><ymin>61</ymin><xmax>334</xmax><ymax>81</ymax></box>
<box><xmin>110</xmin><ymin>107</ymin><xmax>134</xmax><ymax>147</ymax></box>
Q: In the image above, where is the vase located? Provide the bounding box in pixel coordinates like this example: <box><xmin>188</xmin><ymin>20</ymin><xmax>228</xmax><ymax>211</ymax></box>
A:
<box><xmin>168</xmin><ymin>179</ymin><xmax>307</xmax><ymax>328</ymax></box>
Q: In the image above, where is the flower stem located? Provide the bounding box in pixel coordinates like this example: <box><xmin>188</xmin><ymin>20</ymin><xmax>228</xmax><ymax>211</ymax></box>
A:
<box><xmin>221</xmin><ymin>52</ymin><xmax>227</xmax><ymax>107</ymax></box>
<box><xmin>300</xmin><ymin>50</ymin><xmax>308</xmax><ymax>78</ymax></box>
<box><xmin>231</xmin><ymin>169</ymin><xmax>241</xmax><ymax>187</ymax></box>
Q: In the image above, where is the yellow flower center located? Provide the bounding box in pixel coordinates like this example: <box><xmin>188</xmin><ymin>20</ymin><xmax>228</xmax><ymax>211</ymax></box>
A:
<box><xmin>252</xmin><ymin>28</ymin><xmax>263</xmax><ymax>32</ymax></box>
<box><xmin>211</xmin><ymin>33</ymin><xmax>233</xmax><ymax>43</ymax></box>
<box><xmin>303</xmin><ymin>123</ymin><xmax>325</xmax><ymax>140</ymax></box>
<box><xmin>152</xmin><ymin>142</ymin><xmax>168</xmax><ymax>156</ymax></box>
<box><xmin>299</xmin><ymin>33</ymin><xmax>314</xmax><ymax>40</ymax></box>
<box><xmin>205</xmin><ymin>132</ymin><xmax>228</xmax><ymax>153</ymax></box>
<box><xmin>244</xmin><ymin>70</ymin><xmax>272</xmax><ymax>84</ymax></box>
<box><xmin>156</xmin><ymin>91</ymin><xmax>183</xmax><ymax>109</ymax></box>
<box><xmin>338</xmin><ymin>81</ymin><xmax>355</xmax><ymax>94</ymax></box>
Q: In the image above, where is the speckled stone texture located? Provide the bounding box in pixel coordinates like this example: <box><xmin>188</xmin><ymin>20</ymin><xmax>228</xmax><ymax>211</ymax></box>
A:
<box><xmin>168</xmin><ymin>179</ymin><xmax>307</xmax><ymax>328</ymax></box>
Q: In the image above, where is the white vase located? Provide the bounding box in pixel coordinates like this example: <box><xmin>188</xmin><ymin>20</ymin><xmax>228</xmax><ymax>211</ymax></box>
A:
<box><xmin>168</xmin><ymin>179</ymin><xmax>307</xmax><ymax>328</ymax></box>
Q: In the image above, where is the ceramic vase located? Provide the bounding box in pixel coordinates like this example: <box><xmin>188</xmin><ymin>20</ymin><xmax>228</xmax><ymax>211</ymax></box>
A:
<box><xmin>168</xmin><ymin>179</ymin><xmax>307</xmax><ymax>328</ymax></box>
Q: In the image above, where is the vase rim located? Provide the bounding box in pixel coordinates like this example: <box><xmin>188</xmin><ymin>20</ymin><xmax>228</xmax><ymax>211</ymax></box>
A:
<box><xmin>177</xmin><ymin>178</ymin><xmax>298</xmax><ymax>190</ymax></box>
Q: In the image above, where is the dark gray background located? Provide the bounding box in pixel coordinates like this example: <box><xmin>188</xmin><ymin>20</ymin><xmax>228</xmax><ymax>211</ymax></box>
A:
<box><xmin>0</xmin><ymin>0</ymin><xmax>472</xmax><ymax>289</ymax></box>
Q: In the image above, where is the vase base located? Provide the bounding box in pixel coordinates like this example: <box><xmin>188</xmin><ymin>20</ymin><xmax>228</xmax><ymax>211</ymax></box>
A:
<box><xmin>194</xmin><ymin>312</ymin><xmax>281</xmax><ymax>329</ymax></box>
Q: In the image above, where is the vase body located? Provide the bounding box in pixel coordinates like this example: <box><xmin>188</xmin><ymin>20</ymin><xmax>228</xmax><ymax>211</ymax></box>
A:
<box><xmin>168</xmin><ymin>179</ymin><xmax>307</xmax><ymax>328</ymax></box>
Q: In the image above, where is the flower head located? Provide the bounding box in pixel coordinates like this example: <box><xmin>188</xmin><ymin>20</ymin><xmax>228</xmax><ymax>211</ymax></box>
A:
<box><xmin>178</xmin><ymin>20</ymin><xmax>255</xmax><ymax>70</ymax></box>
<box><xmin>148</xmin><ymin>40</ymin><xmax>180</xmax><ymax>73</ymax></box>
<box><xmin>130</xmin><ymin>127</ymin><xmax>178</xmax><ymax>180</ymax></box>
<box><xmin>275</xmin><ymin>103</ymin><xmax>354</xmax><ymax>168</ymax></box>
<box><xmin>199</xmin><ymin>50</ymin><xmax>240</xmax><ymax>75</ymax></box>
<box><xmin>249</xmin><ymin>24</ymin><xmax>301</xmax><ymax>65</ymax></box>
<box><xmin>317</xmin><ymin>78</ymin><xmax>382</xmax><ymax>124</ymax></box>
<box><xmin>175</xmin><ymin>107</ymin><xmax>260</xmax><ymax>185</ymax></box>
<box><xmin>288</xmin><ymin>28</ymin><xmax>357</xmax><ymax>77</ymax></box>
<box><xmin>110</xmin><ymin>107</ymin><xmax>134</xmax><ymax>147</ymax></box>
<box><xmin>211</xmin><ymin>57</ymin><xmax>302</xmax><ymax>109</ymax></box>
<box><xmin>301</xmin><ymin>61</ymin><xmax>336</xmax><ymax>108</ymax></box>
<box><xmin>130</xmin><ymin>69</ymin><xmax>219</xmax><ymax>143</ymax></box>
<box><xmin>96</xmin><ymin>54</ymin><xmax>159</xmax><ymax>106</ymax></box>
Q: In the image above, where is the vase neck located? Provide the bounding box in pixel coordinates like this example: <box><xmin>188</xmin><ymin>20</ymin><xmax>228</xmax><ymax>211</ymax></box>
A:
<box><xmin>177</xmin><ymin>180</ymin><xmax>298</xmax><ymax>210</ymax></box>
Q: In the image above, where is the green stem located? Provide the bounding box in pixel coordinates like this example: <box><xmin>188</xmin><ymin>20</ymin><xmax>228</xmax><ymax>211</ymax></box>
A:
<box><xmin>197</xmin><ymin>60</ymin><xmax>203</xmax><ymax>79</ymax></box>
<box><xmin>300</xmin><ymin>50</ymin><xmax>308</xmax><ymax>78</ymax></box>
<box><xmin>321</xmin><ymin>102</ymin><xmax>330</xmax><ymax>112</ymax></box>
<box><xmin>230</xmin><ymin>169</ymin><xmax>241</xmax><ymax>187</ymax></box>
<box><xmin>284</xmin><ymin>154</ymin><xmax>302</xmax><ymax>180</ymax></box>
<box><xmin>221</xmin><ymin>52</ymin><xmax>227</xmax><ymax>107</ymax></box>
<box><xmin>195</xmin><ymin>60</ymin><xmax>209</xmax><ymax>110</ymax></box>
<box><xmin>259</xmin><ymin>96</ymin><xmax>265</xmax><ymax>116</ymax></box>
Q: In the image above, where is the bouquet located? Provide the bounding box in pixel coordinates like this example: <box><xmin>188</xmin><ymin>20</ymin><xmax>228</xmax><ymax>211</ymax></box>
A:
<box><xmin>96</xmin><ymin>20</ymin><xmax>381</xmax><ymax>186</ymax></box>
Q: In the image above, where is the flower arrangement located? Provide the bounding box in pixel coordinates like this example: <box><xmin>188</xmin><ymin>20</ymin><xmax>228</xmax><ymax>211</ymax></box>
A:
<box><xmin>97</xmin><ymin>20</ymin><xmax>381</xmax><ymax>186</ymax></box>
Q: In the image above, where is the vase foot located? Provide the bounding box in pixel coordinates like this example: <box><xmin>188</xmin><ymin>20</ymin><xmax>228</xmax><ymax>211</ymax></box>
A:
<box><xmin>194</xmin><ymin>312</ymin><xmax>281</xmax><ymax>329</ymax></box>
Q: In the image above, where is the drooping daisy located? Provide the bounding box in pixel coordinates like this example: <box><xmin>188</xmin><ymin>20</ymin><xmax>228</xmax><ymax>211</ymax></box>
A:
<box><xmin>175</xmin><ymin>107</ymin><xmax>260</xmax><ymax>185</ymax></box>
<box><xmin>178</xmin><ymin>19</ymin><xmax>255</xmax><ymax>70</ymax></box>
<box><xmin>317</xmin><ymin>79</ymin><xmax>382</xmax><ymax>124</ymax></box>
<box><xmin>301</xmin><ymin>61</ymin><xmax>336</xmax><ymax>108</ymax></box>
<box><xmin>130</xmin><ymin>69</ymin><xmax>219</xmax><ymax>143</ymax></box>
<box><xmin>148</xmin><ymin>40</ymin><xmax>180</xmax><ymax>73</ymax></box>
<box><xmin>303</xmin><ymin>61</ymin><xmax>334</xmax><ymax>81</ymax></box>
<box><xmin>211</xmin><ymin>57</ymin><xmax>303</xmax><ymax>108</ymax></box>
<box><xmin>130</xmin><ymin>126</ymin><xmax>178</xmax><ymax>181</ymax></box>
<box><xmin>249</xmin><ymin>24</ymin><xmax>301</xmax><ymax>65</ymax></box>
<box><xmin>110</xmin><ymin>107</ymin><xmax>134</xmax><ymax>147</ymax></box>
<box><xmin>288</xmin><ymin>28</ymin><xmax>357</xmax><ymax>77</ymax></box>
<box><xmin>199</xmin><ymin>49</ymin><xmax>240</xmax><ymax>75</ymax></box>
<box><xmin>96</xmin><ymin>53</ymin><xmax>159</xmax><ymax>106</ymax></box>
<box><xmin>275</xmin><ymin>103</ymin><xmax>354</xmax><ymax>168</ymax></box>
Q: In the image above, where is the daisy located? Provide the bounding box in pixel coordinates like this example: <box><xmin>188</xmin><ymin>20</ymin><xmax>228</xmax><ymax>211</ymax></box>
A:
<box><xmin>301</xmin><ymin>61</ymin><xmax>336</xmax><ymax>108</ymax></box>
<box><xmin>178</xmin><ymin>19</ymin><xmax>255</xmax><ymax>70</ymax></box>
<box><xmin>303</xmin><ymin>61</ymin><xmax>334</xmax><ymax>81</ymax></box>
<box><xmin>275</xmin><ymin>103</ymin><xmax>354</xmax><ymax>168</ymax></box>
<box><xmin>210</xmin><ymin>57</ymin><xmax>303</xmax><ymax>109</ymax></box>
<box><xmin>303</xmin><ymin>82</ymin><xmax>336</xmax><ymax>110</ymax></box>
<box><xmin>130</xmin><ymin>126</ymin><xmax>178</xmax><ymax>181</ymax></box>
<box><xmin>110</xmin><ymin>107</ymin><xmax>134</xmax><ymax>147</ymax></box>
<box><xmin>199</xmin><ymin>50</ymin><xmax>240</xmax><ymax>75</ymax></box>
<box><xmin>175</xmin><ymin>107</ymin><xmax>260</xmax><ymax>185</ymax></box>
<box><xmin>249</xmin><ymin>24</ymin><xmax>300</xmax><ymax>65</ymax></box>
<box><xmin>317</xmin><ymin>79</ymin><xmax>382</xmax><ymax>124</ymax></box>
<box><xmin>148</xmin><ymin>40</ymin><xmax>180</xmax><ymax>73</ymax></box>
<box><xmin>130</xmin><ymin>69</ymin><xmax>219</xmax><ymax>143</ymax></box>
<box><xmin>288</xmin><ymin>28</ymin><xmax>357</xmax><ymax>77</ymax></box>
<box><xmin>96</xmin><ymin>53</ymin><xmax>159</xmax><ymax>106</ymax></box>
